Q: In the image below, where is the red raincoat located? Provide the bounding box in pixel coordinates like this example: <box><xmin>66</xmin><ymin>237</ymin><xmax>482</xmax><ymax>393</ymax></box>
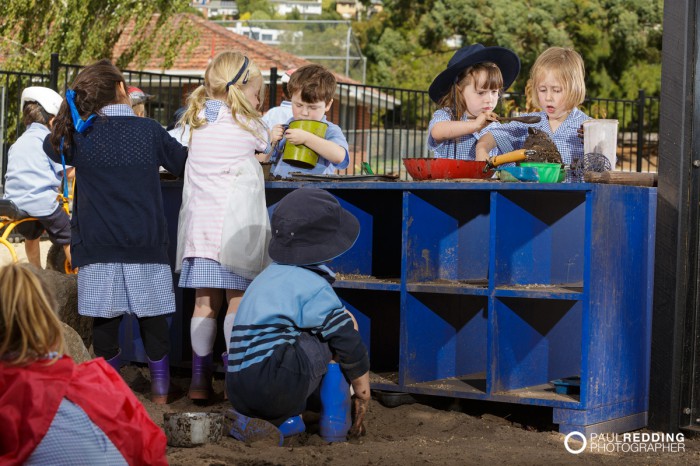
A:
<box><xmin>0</xmin><ymin>356</ymin><xmax>167</xmax><ymax>465</ymax></box>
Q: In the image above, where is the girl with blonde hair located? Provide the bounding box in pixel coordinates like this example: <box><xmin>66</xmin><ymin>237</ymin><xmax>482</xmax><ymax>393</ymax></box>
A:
<box><xmin>476</xmin><ymin>47</ymin><xmax>591</xmax><ymax>181</ymax></box>
<box><xmin>0</xmin><ymin>263</ymin><xmax>167</xmax><ymax>465</ymax></box>
<box><xmin>175</xmin><ymin>50</ymin><xmax>272</xmax><ymax>400</ymax></box>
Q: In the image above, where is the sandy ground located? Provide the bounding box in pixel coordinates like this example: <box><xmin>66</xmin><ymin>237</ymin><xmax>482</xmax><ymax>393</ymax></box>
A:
<box><xmin>4</xmin><ymin>240</ymin><xmax>700</xmax><ymax>465</ymax></box>
<box><xmin>0</xmin><ymin>235</ymin><xmax>52</xmax><ymax>268</ymax></box>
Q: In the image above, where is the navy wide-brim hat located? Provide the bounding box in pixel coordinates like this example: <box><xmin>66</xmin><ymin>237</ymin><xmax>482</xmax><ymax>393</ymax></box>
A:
<box><xmin>268</xmin><ymin>188</ymin><xmax>360</xmax><ymax>266</ymax></box>
<box><xmin>428</xmin><ymin>43</ymin><xmax>521</xmax><ymax>104</ymax></box>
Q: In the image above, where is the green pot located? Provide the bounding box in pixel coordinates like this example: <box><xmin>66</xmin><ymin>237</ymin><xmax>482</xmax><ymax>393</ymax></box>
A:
<box><xmin>520</xmin><ymin>162</ymin><xmax>564</xmax><ymax>183</ymax></box>
<box><xmin>282</xmin><ymin>119</ymin><xmax>328</xmax><ymax>169</ymax></box>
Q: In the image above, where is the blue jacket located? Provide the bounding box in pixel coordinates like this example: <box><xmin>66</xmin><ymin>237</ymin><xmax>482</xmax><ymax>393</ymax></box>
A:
<box><xmin>228</xmin><ymin>263</ymin><xmax>369</xmax><ymax>424</ymax></box>
<box><xmin>44</xmin><ymin>114</ymin><xmax>187</xmax><ymax>267</ymax></box>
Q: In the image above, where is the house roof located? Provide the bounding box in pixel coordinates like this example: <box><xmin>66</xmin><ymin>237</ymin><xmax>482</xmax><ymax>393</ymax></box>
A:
<box><xmin>112</xmin><ymin>13</ymin><xmax>358</xmax><ymax>84</ymax></box>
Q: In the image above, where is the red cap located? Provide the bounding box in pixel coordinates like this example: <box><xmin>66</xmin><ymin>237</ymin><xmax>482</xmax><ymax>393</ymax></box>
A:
<box><xmin>281</xmin><ymin>69</ymin><xmax>297</xmax><ymax>84</ymax></box>
<box><xmin>127</xmin><ymin>86</ymin><xmax>154</xmax><ymax>105</ymax></box>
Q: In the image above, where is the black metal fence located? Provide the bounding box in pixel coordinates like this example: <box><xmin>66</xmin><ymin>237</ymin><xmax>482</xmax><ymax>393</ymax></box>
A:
<box><xmin>1</xmin><ymin>56</ymin><xmax>660</xmax><ymax>182</ymax></box>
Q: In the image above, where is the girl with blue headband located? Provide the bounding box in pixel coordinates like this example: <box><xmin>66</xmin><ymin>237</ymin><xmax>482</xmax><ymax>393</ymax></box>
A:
<box><xmin>45</xmin><ymin>59</ymin><xmax>188</xmax><ymax>404</ymax></box>
<box><xmin>175</xmin><ymin>50</ymin><xmax>272</xmax><ymax>402</ymax></box>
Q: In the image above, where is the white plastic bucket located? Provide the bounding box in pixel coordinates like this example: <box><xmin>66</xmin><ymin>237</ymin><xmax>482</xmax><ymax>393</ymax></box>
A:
<box><xmin>583</xmin><ymin>119</ymin><xmax>618</xmax><ymax>169</ymax></box>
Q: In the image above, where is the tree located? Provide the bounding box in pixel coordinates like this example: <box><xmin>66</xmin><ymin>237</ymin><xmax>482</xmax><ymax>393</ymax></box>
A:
<box><xmin>237</xmin><ymin>0</ymin><xmax>276</xmax><ymax>19</ymax></box>
<box><xmin>356</xmin><ymin>0</ymin><xmax>663</xmax><ymax>98</ymax></box>
<box><xmin>0</xmin><ymin>0</ymin><xmax>194</xmax><ymax>72</ymax></box>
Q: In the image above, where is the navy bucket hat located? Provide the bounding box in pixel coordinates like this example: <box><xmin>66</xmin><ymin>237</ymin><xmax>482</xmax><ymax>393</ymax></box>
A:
<box><xmin>428</xmin><ymin>43</ymin><xmax>521</xmax><ymax>104</ymax></box>
<box><xmin>268</xmin><ymin>188</ymin><xmax>360</xmax><ymax>266</ymax></box>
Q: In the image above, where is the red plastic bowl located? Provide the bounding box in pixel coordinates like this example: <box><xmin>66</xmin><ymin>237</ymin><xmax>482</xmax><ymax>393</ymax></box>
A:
<box><xmin>402</xmin><ymin>158</ymin><xmax>492</xmax><ymax>180</ymax></box>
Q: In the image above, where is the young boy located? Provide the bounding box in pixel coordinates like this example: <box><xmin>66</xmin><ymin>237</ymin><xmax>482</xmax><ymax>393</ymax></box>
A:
<box><xmin>2</xmin><ymin>86</ymin><xmax>72</xmax><ymax>269</ymax></box>
<box><xmin>270</xmin><ymin>64</ymin><xmax>350</xmax><ymax>178</ymax></box>
<box><xmin>226</xmin><ymin>187</ymin><xmax>370</xmax><ymax>444</ymax></box>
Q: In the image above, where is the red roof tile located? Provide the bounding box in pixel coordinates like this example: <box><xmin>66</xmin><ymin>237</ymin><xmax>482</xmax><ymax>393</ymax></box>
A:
<box><xmin>112</xmin><ymin>13</ymin><xmax>357</xmax><ymax>84</ymax></box>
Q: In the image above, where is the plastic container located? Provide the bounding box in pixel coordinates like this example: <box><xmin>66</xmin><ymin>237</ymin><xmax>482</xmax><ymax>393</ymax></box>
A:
<box><xmin>520</xmin><ymin>162</ymin><xmax>563</xmax><ymax>183</ymax></box>
<box><xmin>163</xmin><ymin>412</ymin><xmax>224</xmax><ymax>447</ymax></box>
<box><xmin>282</xmin><ymin>119</ymin><xmax>328</xmax><ymax>168</ymax></box>
<box><xmin>496</xmin><ymin>166</ymin><xmax>539</xmax><ymax>182</ymax></box>
<box><xmin>583</xmin><ymin>119</ymin><xmax>618</xmax><ymax>169</ymax></box>
<box><xmin>551</xmin><ymin>376</ymin><xmax>581</xmax><ymax>395</ymax></box>
<box><xmin>402</xmin><ymin>158</ymin><xmax>493</xmax><ymax>180</ymax></box>
<box><xmin>319</xmin><ymin>362</ymin><xmax>351</xmax><ymax>442</ymax></box>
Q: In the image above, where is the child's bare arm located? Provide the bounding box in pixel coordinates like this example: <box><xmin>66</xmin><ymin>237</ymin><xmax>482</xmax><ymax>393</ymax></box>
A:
<box><xmin>431</xmin><ymin>111</ymin><xmax>497</xmax><ymax>143</ymax></box>
<box><xmin>285</xmin><ymin>128</ymin><xmax>346</xmax><ymax>164</ymax></box>
<box><xmin>475</xmin><ymin>132</ymin><xmax>497</xmax><ymax>161</ymax></box>
<box><xmin>254</xmin><ymin>150</ymin><xmax>270</xmax><ymax>163</ymax></box>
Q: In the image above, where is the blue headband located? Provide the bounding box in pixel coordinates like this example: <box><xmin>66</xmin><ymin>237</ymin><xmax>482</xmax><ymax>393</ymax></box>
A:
<box><xmin>65</xmin><ymin>89</ymin><xmax>96</xmax><ymax>134</ymax></box>
<box><xmin>225</xmin><ymin>57</ymin><xmax>250</xmax><ymax>92</ymax></box>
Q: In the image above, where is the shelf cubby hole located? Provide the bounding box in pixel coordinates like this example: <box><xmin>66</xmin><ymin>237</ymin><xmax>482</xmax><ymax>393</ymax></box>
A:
<box><xmin>493</xmin><ymin>191</ymin><xmax>586</xmax><ymax>289</ymax></box>
<box><xmin>403</xmin><ymin>293</ymin><xmax>488</xmax><ymax>394</ymax></box>
<box><xmin>491</xmin><ymin>297</ymin><xmax>582</xmax><ymax>398</ymax></box>
<box><xmin>336</xmin><ymin>288</ymin><xmax>400</xmax><ymax>388</ymax></box>
<box><xmin>267</xmin><ymin>188</ymin><xmax>403</xmax><ymax>280</ymax></box>
<box><xmin>405</xmin><ymin>191</ymin><xmax>490</xmax><ymax>286</ymax></box>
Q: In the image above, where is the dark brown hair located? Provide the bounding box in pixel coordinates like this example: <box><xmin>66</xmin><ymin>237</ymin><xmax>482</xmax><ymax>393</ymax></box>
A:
<box><xmin>49</xmin><ymin>59</ymin><xmax>128</xmax><ymax>153</ymax></box>
<box><xmin>437</xmin><ymin>62</ymin><xmax>503</xmax><ymax>120</ymax></box>
<box><xmin>22</xmin><ymin>102</ymin><xmax>51</xmax><ymax>127</ymax></box>
<box><xmin>287</xmin><ymin>64</ymin><xmax>336</xmax><ymax>104</ymax></box>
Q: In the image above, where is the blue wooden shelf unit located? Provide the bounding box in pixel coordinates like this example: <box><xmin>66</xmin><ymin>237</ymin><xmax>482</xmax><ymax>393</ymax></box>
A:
<box><xmin>267</xmin><ymin>180</ymin><xmax>657</xmax><ymax>435</ymax></box>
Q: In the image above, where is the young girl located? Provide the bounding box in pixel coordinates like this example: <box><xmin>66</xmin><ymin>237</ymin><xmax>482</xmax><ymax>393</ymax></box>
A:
<box><xmin>475</xmin><ymin>47</ymin><xmax>590</xmax><ymax>182</ymax></box>
<box><xmin>427</xmin><ymin>43</ymin><xmax>520</xmax><ymax>160</ymax></box>
<box><xmin>175</xmin><ymin>50</ymin><xmax>271</xmax><ymax>401</ymax></box>
<box><xmin>45</xmin><ymin>59</ymin><xmax>188</xmax><ymax>404</ymax></box>
<box><xmin>0</xmin><ymin>263</ymin><xmax>167</xmax><ymax>465</ymax></box>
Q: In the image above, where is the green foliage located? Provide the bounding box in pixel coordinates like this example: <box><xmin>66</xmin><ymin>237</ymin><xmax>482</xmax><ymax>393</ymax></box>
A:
<box><xmin>0</xmin><ymin>0</ymin><xmax>193</xmax><ymax>72</ymax></box>
<box><xmin>237</xmin><ymin>0</ymin><xmax>276</xmax><ymax>18</ymax></box>
<box><xmin>357</xmin><ymin>0</ymin><xmax>663</xmax><ymax>98</ymax></box>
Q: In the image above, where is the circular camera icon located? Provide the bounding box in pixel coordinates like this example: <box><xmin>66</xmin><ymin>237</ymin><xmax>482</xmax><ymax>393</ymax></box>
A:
<box><xmin>564</xmin><ymin>431</ymin><xmax>587</xmax><ymax>454</ymax></box>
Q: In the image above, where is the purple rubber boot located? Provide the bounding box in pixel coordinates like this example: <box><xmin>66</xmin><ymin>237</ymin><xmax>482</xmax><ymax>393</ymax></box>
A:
<box><xmin>188</xmin><ymin>352</ymin><xmax>213</xmax><ymax>400</ymax></box>
<box><xmin>104</xmin><ymin>350</ymin><xmax>122</xmax><ymax>373</ymax></box>
<box><xmin>319</xmin><ymin>362</ymin><xmax>351</xmax><ymax>442</ymax></box>
<box><xmin>147</xmin><ymin>354</ymin><xmax>173</xmax><ymax>405</ymax></box>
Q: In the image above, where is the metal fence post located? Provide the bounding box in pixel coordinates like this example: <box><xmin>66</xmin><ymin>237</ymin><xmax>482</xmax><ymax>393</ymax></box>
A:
<box><xmin>49</xmin><ymin>53</ymin><xmax>59</xmax><ymax>91</ymax></box>
<box><xmin>637</xmin><ymin>89</ymin><xmax>646</xmax><ymax>172</ymax></box>
<box><xmin>269</xmin><ymin>67</ymin><xmax>278</xmax><ymax>111</ymax></box>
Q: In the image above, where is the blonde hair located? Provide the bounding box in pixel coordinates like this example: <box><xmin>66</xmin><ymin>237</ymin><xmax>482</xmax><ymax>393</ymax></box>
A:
<box><xmin>0</xmin><ymin>264</ymin><xmax>65</xmax><ymax>365</ymax></box>
<box><xmin>438</xmin><ymin>62</ymin><xmax>504</xmax><ymax>120</ymax></box>
<box><xmin>180</xmin><ymin>50</ymin><xmax>266</xmax><ymax>140</ymax></box>
<box><xmin>528</xmin><ymin>47</ymin><xmax>586</xmax><ymax>110</ymax></box>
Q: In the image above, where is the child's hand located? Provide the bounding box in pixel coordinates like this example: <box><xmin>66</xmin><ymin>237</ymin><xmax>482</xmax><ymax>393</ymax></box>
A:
<box><xmin>349</xmin><ymin>394</ymin><xmax>369</xmax><ymax>438</ymax></box>
<box><xmin>349</xmin><ymin>371</ymin><xmax>370</xmax><ymax>438</ymax></box>
<box><xmin>284</xmin><ymin>128</ymin><xmax>310</xmax><ymax>146</ymax></box>
<box><xmin>270</xmin><ymin>124</ymin><xmax>286</xmax><ymax>145</ymax></box>
<box><xmin>474</xmin><ymin>111</ymin><xmax>498</xmax><ymax>132</ymax></box>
